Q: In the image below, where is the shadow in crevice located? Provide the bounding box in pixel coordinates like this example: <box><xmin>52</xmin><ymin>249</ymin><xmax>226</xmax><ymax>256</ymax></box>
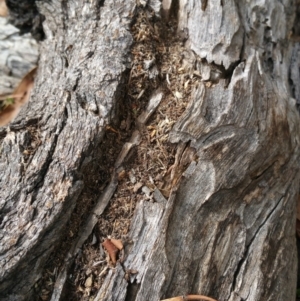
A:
<box><xmin>125</xmin><ymin>281</ymin><xmax>141</xmax><ymax>301</ymax></box>
<box><xmin>297</xmin><ymin>231</ymin><xmax>300</xmax><ymax>300</ymax></box>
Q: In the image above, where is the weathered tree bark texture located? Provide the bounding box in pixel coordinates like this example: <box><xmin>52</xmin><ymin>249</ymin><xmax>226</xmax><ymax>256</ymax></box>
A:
<box><xmin>1</xmin><ymin>0</ymin><xmax>300</xmax><ymax>301</ymax></box>
<box><xmin>0</xmin><ymin>0</ymin><xmax>135</xmax><ymax>300</ymax></box>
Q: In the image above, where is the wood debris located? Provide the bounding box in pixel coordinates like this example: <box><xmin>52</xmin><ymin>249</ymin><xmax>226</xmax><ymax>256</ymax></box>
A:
<box><xmin>102</xmin><ymin>238</ymin><xmax>119</xmax><ymax>265</ymax></box>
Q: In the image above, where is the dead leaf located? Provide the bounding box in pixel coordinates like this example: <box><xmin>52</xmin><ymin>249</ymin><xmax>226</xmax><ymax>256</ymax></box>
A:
<box><xmin>0</xmin><ymin>67</ymin><xmax>37</xmax><ymax>127</ymax></box>
<box><xmin>102</xmin><ymin>238</ymin><xmax>119</xmax><ymax>265</ymax></box>
<box><xmin>110</xmin><ymin>238</ymin><xmax>123</xmax><ymax>250</ymax></box>
<box><xmin>0</xmin><ymin>0</ymin><xmax>8</xmax><ymax>17</ymax></box>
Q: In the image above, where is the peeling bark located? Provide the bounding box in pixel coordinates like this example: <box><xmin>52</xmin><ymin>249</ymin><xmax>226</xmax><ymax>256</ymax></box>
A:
<box><xmin>1</xmin><ymin>0</ymin><xmax>300</xmax><ymax>301</ymax></box>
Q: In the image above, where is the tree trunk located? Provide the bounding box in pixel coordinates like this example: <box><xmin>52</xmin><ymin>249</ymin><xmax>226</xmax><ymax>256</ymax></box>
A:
<box><xmin>1</xmin><ymin>0</ymin><xmax>300</xmax><ymax>301</ymax></box>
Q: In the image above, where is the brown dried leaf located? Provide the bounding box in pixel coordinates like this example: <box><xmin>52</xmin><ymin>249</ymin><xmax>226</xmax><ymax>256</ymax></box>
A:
<box><xmin>102</xmin><ymin>239</ymin><xmax>119</xmax><ymax>265</ymax></box>
<box><xmin>110</xmin><ymin>238</ymin><xmax>123</xmax><ymax>250</ymax></box>
<box><xmin>0</xmin><ymin>67</ymin><xmax>37</xmax><ymax>126</ymax></box>
<box><xmin>0</xmin><ymin>0</ymin><xmax>8</xmax><ymax>17</ymax></box>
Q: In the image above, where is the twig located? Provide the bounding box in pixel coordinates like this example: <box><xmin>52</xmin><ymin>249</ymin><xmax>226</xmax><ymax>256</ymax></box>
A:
<box><xmin>161</xmin><ymin>295</ymin><xmax>218</xmax><ymax>301</ymax></box>
<box><xmin>186</xmin><ymin>295</ymin><xmax>218</xmax><ymax>301</ymax></box>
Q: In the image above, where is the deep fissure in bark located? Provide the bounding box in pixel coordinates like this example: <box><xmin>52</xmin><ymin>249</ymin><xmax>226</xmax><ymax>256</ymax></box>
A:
<box><xmin>34</xmin><ymin>71</ymin><xmax>134</xmax><ymax>300</ymax></box>
<box><xmin>231</xmin><ymin>192</ymin><xmax>285</xmax><ymax>293</ymax></box>
<box><xmin>124</xmin><ymin>281</ymin><xmax>140</xmax><ymax>301</ymax></box>
<box><xmin>41</xmin><ymin>3</ymin><xmax>214</xmax><ymax>300</ymax></box>
<box><xmin>55</xmin><ymin>6</ymin><xmax>196</xmax><ymax>300</ymax></box>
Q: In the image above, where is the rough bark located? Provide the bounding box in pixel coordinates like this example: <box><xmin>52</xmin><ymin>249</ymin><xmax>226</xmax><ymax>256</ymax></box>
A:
<box><xmin>1</xmin><ymin>0</ymin><xmax>300</xmax><ymax>301</ymax></box>
<box><xmin>1</xmin><ymin>0</ymin><xmax>134</xmax><ymax>299</ymax></box>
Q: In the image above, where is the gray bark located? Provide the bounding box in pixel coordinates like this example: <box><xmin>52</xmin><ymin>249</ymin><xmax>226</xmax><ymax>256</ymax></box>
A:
<box><xmin>1</xmin><ymin>0</ymin><xmax>300</xmax><ymax>301</ymax></box>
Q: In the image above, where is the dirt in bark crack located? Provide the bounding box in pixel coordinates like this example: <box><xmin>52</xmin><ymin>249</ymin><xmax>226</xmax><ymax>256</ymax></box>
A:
<box><xmin>33</xmin><ymin>92</ymin><xmax>132</xmax><ymax>301</ymax></box>
<box><xmin>34</xmin><ymin>4</ymin><xmax>213</xmax><ymax>301</ymax></box>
